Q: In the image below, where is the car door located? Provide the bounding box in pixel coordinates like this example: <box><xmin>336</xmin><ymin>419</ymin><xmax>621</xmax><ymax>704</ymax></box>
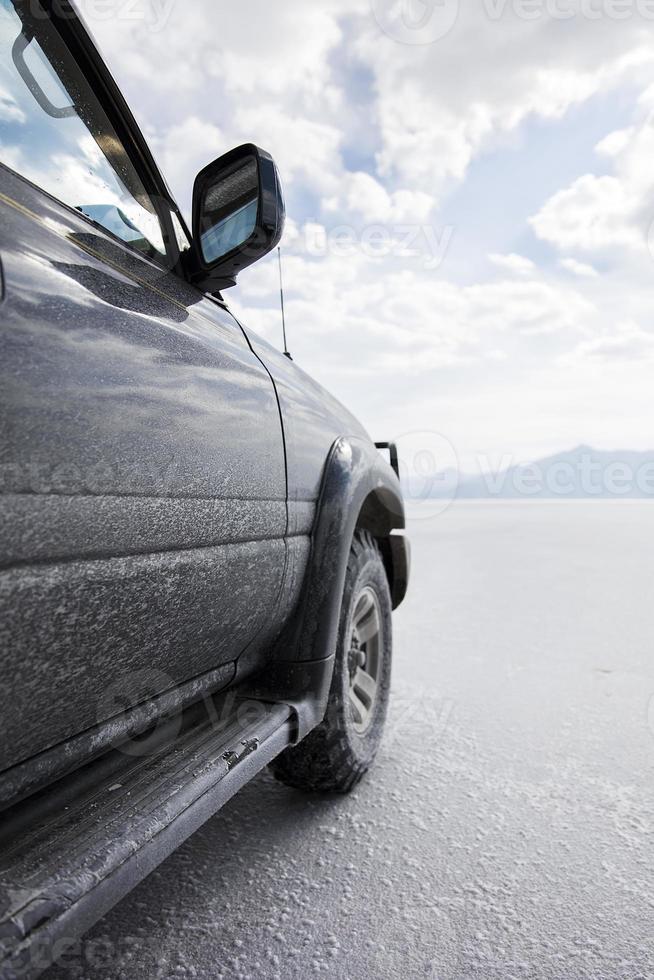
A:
<box><xmin>0</xmin><ymin>0</ymin><xmax>288</xmax><ymax>773</ymax></box>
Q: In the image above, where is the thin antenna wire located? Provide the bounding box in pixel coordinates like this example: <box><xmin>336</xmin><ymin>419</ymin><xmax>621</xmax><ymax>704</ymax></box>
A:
<box><xmin>277</xmin><ymin>247</ymin><xmax>292</xmax><ymax>359</ymax></box>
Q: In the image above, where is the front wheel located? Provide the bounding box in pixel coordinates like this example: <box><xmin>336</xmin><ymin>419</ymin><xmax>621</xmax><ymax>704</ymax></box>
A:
<box><xmin>270</xmin><ymin>531</ymin><xmax>392</xmax><ymax>793</ymax></box>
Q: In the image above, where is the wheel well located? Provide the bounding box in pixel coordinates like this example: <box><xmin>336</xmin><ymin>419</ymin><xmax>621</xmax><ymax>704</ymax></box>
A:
<box><xmin>356</xmin><ymin>487</ymin><xmax>404</xmax><ymax>538</ymax></box>
<box><xmin>356</xmin><ymin>489</ymin><xmax>408</xmax><ymax>610</ymax></box>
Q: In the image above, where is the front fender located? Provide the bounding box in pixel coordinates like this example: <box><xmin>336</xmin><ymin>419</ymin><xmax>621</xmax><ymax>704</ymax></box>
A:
<box><xmin>294</xmin><ymin>436</ymin><xmax>405</xmax><ymax>664</ymax></box>
<box><xmin>248</xmin><ymin>437</ymin><xmax>407</xmax><ymax>740</ymax></box>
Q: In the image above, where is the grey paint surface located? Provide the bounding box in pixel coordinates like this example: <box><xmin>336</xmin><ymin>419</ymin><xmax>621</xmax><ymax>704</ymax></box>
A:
<box><xmin>0</xmin><ymin>542</ymin><xmax>285</xmax><ymax>771</ymax></box>
<box><xmin>0</xmin><ymin>166</ymin><xmax>286</xmax><ymax>503</ymax></box>
<box><xmin>247</xmin><ymin>332</ymin><xmax>372</xmax><ymax>510</ymax></box>
<box><xmin>44</xmin><ymin>502</ymin><xmax>654</xmax><ymax>979</ymax></box>
<box><xmin>0</xmin><ymin>164</ymin><xmax>293</xmax><ymax>771</ymax></box>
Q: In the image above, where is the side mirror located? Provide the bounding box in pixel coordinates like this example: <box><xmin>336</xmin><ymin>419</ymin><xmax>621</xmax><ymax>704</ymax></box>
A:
<box><xmin>191</xmin><ymin>144</ymin><xmax>285</xmax><ymax>293</ymax></box>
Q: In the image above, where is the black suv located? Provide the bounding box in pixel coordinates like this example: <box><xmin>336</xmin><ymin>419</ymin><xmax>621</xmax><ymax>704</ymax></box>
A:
<box><xmin>0</xmin><ymin>2</ymin><xmax>409</xmax><ymax>976</ymax></box>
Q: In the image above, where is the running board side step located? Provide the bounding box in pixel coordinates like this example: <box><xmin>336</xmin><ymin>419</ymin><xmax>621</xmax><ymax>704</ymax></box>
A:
<box><xmin>0</xmin><ymin>694</ymin><xmax>294</xmax><ymax>980</ymax></box>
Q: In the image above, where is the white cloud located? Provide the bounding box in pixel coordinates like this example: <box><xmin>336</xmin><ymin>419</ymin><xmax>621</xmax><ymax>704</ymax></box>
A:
<box><xmin>233</xmin><ymin>245</ymin><xmax>598</xmax><ymax>384</ymax></box>
<box><xmin>0</xmin><ymin>84</ymin><xmax>25</xmax><ymax>124</ymax></box>
<box><xmin>531</xmin><ymin>174</ymin><xmax>642</xmax><ymax>250</ymax></box>
<box><xmin>596</xmin><ymin>127</ymin><xmax>635</xmax><ymax>157</ymax></box>
<box><xmin>560</xmin><ymin>258</ymin><xmax>599</xmax><ymax>278</ymax></box>
<box><xmin>464</xmin><ymin>278</ymin><xmax>596</xmax><ymax>337</ymax></box>
<box><xmin>354</xmin><ymin>7</ymin><xmax>654</xmax><ymax>198</ymax></box>
<box><xmin>489</xmin><ymin>253</ymin><xmax>536</xmax><ymax>276</ymax></box>
<box><xmin>565</xmin><ymin>320</ymin><xmax>654</xmax><ymax>362</ymax></box>
<box><xmin>325</xmin><ymin>172</ymin><xmax>436</xmax><ymax>226</ymax></box>
<box><xmin>531</xmin><ymin>114</ymin><xmax>654</xmax><ymax>252</ymax></box>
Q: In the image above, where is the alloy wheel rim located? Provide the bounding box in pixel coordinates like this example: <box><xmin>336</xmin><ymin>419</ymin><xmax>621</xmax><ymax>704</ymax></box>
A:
<box><xmin>347</xmin><ymin>586</ymin><xmax>382</xmax><ymax>735</ymax></box>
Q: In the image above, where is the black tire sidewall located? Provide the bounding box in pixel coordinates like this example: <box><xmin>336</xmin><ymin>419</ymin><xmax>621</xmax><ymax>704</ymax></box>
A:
<box><xmin>268</xmin><ymin>532</ymin><xmax>394</xmax><ymax>793</ymax></box>
<box><xmin>328</xmin><ymin>537</ymin><xmax>393</xmax><ymax>770</ymax></box>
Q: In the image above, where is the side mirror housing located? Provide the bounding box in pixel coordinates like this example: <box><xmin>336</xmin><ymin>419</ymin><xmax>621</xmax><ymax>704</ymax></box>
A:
<box><xmin>191</xmin><ymin>144</ymin><xmax>285</xmax><ymax>293</ymax></box>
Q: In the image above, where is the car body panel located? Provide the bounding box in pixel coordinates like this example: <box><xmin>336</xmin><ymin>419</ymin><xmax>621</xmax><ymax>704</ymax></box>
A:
<box><xmin>0</xmin><ymin>164</ymin><xmax>293</xmax><ymax>773</ymax></box>
<box><xmin>242</xmin><ymin>330</ymin><xmax>371</xmax><ymax>509</ymax></box>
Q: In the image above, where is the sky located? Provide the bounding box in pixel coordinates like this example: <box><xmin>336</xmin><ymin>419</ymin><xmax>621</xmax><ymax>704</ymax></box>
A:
<box><xmin>64</xmin><ymin>2</ymin><xmax>654</xmax><ymax>468</ymax></box>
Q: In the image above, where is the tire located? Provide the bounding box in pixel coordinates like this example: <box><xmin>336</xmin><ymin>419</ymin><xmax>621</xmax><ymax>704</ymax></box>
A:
<box><xmin>270</xmin><ymin>530</ymin><xmax>393</xmax><ymax>793</ymax></box>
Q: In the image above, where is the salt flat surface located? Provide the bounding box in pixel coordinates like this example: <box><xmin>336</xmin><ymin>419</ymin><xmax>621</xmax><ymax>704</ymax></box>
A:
<box><xmin>46</xmin><ymin>502</ymin><xmax>654</xmax><ymax>979</ymax></box>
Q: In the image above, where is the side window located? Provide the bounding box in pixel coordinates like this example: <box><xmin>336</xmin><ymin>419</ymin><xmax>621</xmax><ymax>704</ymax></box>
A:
<box><xmin>0</xmin><ymin>0</ymin><xmax>167</xmax><ymax>260</ymax></box>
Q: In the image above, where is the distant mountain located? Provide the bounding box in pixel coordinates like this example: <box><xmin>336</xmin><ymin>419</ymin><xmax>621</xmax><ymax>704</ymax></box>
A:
<box><xmin>404</xmin><ymin>446</ymin><xmax>654</xmax><ymax>500</ymax></box>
